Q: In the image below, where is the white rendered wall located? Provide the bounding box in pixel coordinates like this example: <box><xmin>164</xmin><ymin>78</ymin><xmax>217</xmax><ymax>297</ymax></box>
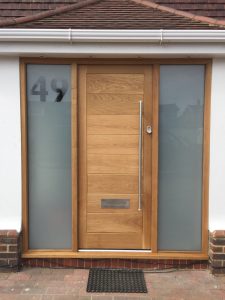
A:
<box><xmin>0</xmin><ymin>57</ymin><xmax>21</xmax><ymax>231</ymax></box>
<box><xmin>209</xmin><ymin>58</ymin><xmax>225</xmax><ymax>231</ymax></box>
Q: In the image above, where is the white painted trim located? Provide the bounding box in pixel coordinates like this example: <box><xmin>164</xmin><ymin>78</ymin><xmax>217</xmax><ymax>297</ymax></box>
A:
<box><xmin>1</xmin><ymin>29</ymin><xmax>225</xmax><ymax>43</ymax></box>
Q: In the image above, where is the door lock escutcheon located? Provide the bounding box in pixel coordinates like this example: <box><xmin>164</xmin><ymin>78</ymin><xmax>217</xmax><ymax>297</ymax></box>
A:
<box><xmin>146</xmin><ymin>125</ymin><xmax>152</xmax><ymax>134</ymax></box>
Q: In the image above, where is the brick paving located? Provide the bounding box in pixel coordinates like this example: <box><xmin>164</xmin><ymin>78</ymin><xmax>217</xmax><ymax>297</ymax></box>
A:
<box><xmin>0</xmin><ymin>267</ymin><xmax>225</xmax><ymax>299</ymax></box>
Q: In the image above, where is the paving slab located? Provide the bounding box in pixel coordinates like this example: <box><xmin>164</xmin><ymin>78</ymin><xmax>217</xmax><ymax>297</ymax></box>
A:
<box><xmin>0</xmin><ymin>268</ymin><xmax>224</xmax><ymax>299</ymax></box>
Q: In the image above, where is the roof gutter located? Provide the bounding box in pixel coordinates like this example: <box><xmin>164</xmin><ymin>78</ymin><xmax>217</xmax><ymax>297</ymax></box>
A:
<box><xmin>1</xmin><ymin>29</ymin><xmax>225</xmax><ymax>43</ymax></box>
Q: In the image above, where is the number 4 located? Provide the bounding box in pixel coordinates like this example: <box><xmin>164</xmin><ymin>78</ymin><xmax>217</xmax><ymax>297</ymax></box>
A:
<box><xmin>31</xmin><ymin>76</ymin><xmax>48</xmax><ymax>102</ymax></box>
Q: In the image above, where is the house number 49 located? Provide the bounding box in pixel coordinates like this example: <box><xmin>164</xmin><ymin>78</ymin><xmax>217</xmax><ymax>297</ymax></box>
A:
<box><xmin>31</xmin><ymin>76</ymin><xmax>68</xmax><ymax>102</ymax></box>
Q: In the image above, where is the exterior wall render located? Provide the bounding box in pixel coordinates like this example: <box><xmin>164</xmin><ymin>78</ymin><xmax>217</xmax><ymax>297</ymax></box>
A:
<box><xmin>209</xmin><ymin>58</ymin><xmax>225</xmax><ymax>231</ymax></box>
<box><xmin>0</xmin><ymin>57</ymin><xmax>21</xmax><ymax>232</ymax></box>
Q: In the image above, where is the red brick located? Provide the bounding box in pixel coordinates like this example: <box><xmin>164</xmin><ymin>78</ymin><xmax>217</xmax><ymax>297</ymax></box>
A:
<box><xmin>30</xmin><ymin>258</ymin><xmax>37</xmax><ymax>267</ymax></box>
<box><xmin>210</xmin><ymin>238</ymin><xmax>225</xmax><ymax>246</ymax></box>
<box><xmin>0</xmin><ymin>237</ymin><xmax>17</xmax><ymax>244</ymax></box>
<box><xmin>0</xmin><ymin>258</ymin><xmax>8</xmax><ymax>266</ymax></box>
<box><xmin>210</xmin><ymin>260</ymin><xmax>223</xmax><ymax>268</ymax></box>
<box><xmin>0</xmin><ymin>253</ymin><xmax>17</xmax><ymax>259</ymax></box>
<box><xmin>0</xmin><ymin>230</ymin><xmax>9</xmax><ymax>237</ymax></box>
<box><xmin>104</xmin><ymin>258</ymin><xmax>112</xmax><ymax>268</ymax></box>
<box><xmin>212</xmin><ymin>230</ymin><xmax>225</xmax><ymax>238</ymax></box>
<box><xmin>211</xmin><ymin>267</ymin><xmax>225</xmax><ymax>275</ymax></box>
<box><xmin>8</xmin><ymin>245</ymin><xmax>18</xmax><ymax>252</ymax></box>
<box><xmin>164</xmin><ymin>259</ymin><xmax>173</xmax><ymax>265</ymax></box>
<box><xmin>8</xmin><ymin>259</ymin><xmax>18</xmax><ymax>267</ymax></box>
<box><xmin>65</xmin><ymin>259</ymin><xmax>73</xmax><ymax>267</ymax></box>
<box><xmin>91</xmin><ymin>259</ymin><xmax>98</xmax><ymax>267</ymax></box>
<box><xmin>111</xmin><ymin>259</ymin><xmax>121</xmax><ymax>269</ymax></box>
<box><xmin>43</xmin><ymin>259</ymin><xmax>51</xmax><ymax>268</ymax></box>
<box><xmin>84</xmin><ymin>259</ymin><xmax>92</xmax><ymax>269</ymax></box>
<box><xmin>201</xmin><ymin>262</ymin><xmax>208</xmax><ymax>269</ymax></box>
<box><xmin>124</xmin><ymin>259</ymin><xmax>131</xmax><ymax>269</ymax></box>
<box><xmin>72</xmin><ymin>259</ymin><xmax>78</xmax><ymax>268</ymax></box>
<box><xmin>77</xmin><ymin>259</ymin><xmax>84</xmax><ymax>268</ymax></box>
<box><xmin>193</xmin><ymin>263</ymin><xmax>201</xmax><ymax>269</ymax></box>
<box><xmin>96</xmin><ymin>259</ymin><xmax>106</xmax><ymax>268</ymax></box>
<box><xmin>0</xmin><ymin>245</ymin><xmax>7</xmax><ymax>252</ymax></box>
<box><xmin>210</xmin><ymin>252</ymin><xmax>225</xmax><ymax>260</ymax></box>
<box><xmin>7</xmin><ymin>230</ymin><xmax>18</xmax><ymax>237</ymax></box>
<box><xmin>210</xmin><ymin>244</ymin><xmax>223</xmax><ymax>252</ymax></box>
<box><xmin>117</xmin><ymin>259</ymin><xmax>125</xmax><ymax>268</ymax></box>
<box><xmin>36</xmin><ymin>259</ymin><xmax>44</xmax><ymax>267</ymax></box>
<box><xmin>131</xmin><ymin>259</ymin><xmax>139</xmax><ymax>269</ymax></box>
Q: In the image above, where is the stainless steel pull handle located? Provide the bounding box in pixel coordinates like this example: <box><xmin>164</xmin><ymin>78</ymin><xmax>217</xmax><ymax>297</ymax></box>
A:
<box><xmin>138</xmin><ymin>100</ymin><xmax>143</xmax><ymax>211</ymax></box>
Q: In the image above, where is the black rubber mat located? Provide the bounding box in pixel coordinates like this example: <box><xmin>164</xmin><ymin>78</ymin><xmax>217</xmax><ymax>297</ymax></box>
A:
<box><xmin>87</xmin><ymin>268</ymin><xmax>148</xmax><ymax>293</ymax></box>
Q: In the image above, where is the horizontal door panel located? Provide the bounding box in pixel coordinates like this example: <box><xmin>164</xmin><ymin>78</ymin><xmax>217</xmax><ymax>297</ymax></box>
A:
<box><xmin>86</xmin><ymin>65</ymin><xmax>147</xmax><ymax>74</ymax></box>
<box><xmin>87</xmin><ymin>213</ymin><xmax>142</xmax><ymax>233</ymax></box>
<box><xmin>87</xmin><ymin>154</ymin><xmax>138</xmax><ymax>174</ymax></box>
<box><xmin>87</xmin><ymin>94</ymin><xmax>142</xmax><ymax>115</ymax></box>
<box><xmin>87</xmin><ymin>74</ymin><xmax>144</xmax><ymax>94</ymax></box>
<box><xmin>87</xmin><ymin>115</ymin><xmax>139</xmax><ymax>135</ymax></box>
<box><xmin>88</xmin><ymin>175</ymin><xmax>138</xmax><ymax>194</ymax></box>
<box><xmin>82</xmin><ymin>233</ymin><xmax>143</xmax><ymax>249</ymax></box>
<box><xmin>87</xmin><ymin>135</ymin><xmax>139</xmax><ymax>155</ymax></box>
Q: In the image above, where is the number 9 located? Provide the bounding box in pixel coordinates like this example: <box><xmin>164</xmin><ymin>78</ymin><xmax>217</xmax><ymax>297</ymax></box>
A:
<box><xmin>51</xmin><ymin>79</ymin><xmax>69</xmax><ymax>102</ymax></box>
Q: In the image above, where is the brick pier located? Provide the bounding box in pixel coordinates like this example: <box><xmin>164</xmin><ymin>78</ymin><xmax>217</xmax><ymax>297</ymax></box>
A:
<box><xmin>0</xmin><ymin>230</ymin><xmax>21</xmax><ymax>270</ymax></box>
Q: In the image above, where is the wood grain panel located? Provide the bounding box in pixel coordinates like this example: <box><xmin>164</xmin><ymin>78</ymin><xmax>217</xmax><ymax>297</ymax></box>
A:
<box><xmin>87</xmin><ymin>213</ymin><xmax>142</xmax><ymax>233</ymax></box>
<box><xmin>78</xmin><ymin>65</ymin><xmax>88</xmax><ymax>249</ymax></box>
<box><xmin>87</xmin><ymin>74</ymin><xmax>144</xmax><ymax>94</ymax></box>
<box><xmin>87</xmin><ymin>94</ymin><xmax>142</xmax><ymax>115</ymax></box>
<box><xmin>151</xmin><ymin>64</ymin><xmax>159</xmax><ymax>253</ymax></box>
<box><xmin>71</xmin><ymin>63</ymin><xmax>78</xmax><ymax>251</ymax></box>
<box><xmin>87</xmin><ymin>154</ymin><xmax>138</xmax><ymax>174</ymax></box>
<box><xmin>86</xmin><ymin>65</ymin><xmax>147</xmax><ymax>74</ymax></box>
<box><xmin>87</xmin><ymin>115</ymin><xmax>139</xmax><ymax>135</ymax></box>
<box><xmin>201</xmin><ymin>62</ymin><xmax>211</xmax><ymax>254</ymax></box>
<box><xmin>79</xmin><ymin>64</ymin><xmax>152</xmax><ymax>250</ymax></box>
<box><xmin>20</xmin><ymin>61</ymin><xmax>29</xmax><ymax>252</ymax></box>
<box><xmin>88</xmin><ymin>175</ymin><xmax>138</xmax><ymax>194</ymax></box>
<box><xmin>142</xmin><ymin>65</ymin><xmax>152</xmax><ymax>249</ymax></box>
<box><xmin>87</xmin><ymin>135</ymin><xmax>139</xmax><ymax>155</ymax></box>
<box><xmin>87</xmin><ymin>194</ymin><xmax>139</xmax><ymax>213</ymax></box>
<box><xmin>84</xmin><ymin>233</ymin><xmax>143</xmax><ymax>249</ymax></box>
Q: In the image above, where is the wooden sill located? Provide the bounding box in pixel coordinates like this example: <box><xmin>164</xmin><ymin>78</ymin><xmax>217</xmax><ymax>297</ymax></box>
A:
<box><xmin>22</xmin><ymin>250</ymin><xmax>209</xmax><ymax>260</ymax></box>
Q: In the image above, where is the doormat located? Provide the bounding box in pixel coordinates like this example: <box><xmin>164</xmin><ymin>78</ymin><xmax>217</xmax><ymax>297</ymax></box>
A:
<box><xmin>87</xmin><ymin>268</ymin><xmax>148</xmax><ymax>293</ymax></box>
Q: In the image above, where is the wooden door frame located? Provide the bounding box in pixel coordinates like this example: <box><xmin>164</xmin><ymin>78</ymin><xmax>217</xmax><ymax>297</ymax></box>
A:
<box><xmin>20</xmin><ymin>58</ymin><xmax>211</xmax><ymax>260</ymax></box>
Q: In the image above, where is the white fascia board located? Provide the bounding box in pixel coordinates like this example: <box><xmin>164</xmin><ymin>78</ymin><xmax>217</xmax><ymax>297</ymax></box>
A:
<box><xmin>1</xmin><ymin>29</ymin><xmax>225</xmax><ymax>43</ymax></box>
<box><xmin>1</xmin><ymin>42</ymin><xmax>225</xmax><ymax>57</ymax></box>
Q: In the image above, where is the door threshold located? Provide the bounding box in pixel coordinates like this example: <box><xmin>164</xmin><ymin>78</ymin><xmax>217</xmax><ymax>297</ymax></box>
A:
<box><xmin>78</xmin><ymin>249</ymin><xmax>152</xmax><ymax>253</ymax></box>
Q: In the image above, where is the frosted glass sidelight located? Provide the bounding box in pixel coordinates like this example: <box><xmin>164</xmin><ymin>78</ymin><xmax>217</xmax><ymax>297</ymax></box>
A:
<box><xmin>27</xmin><ymin>64</ymin><xmax>72</xmax><ymax>249</ymax></box>
<box><xmin>158</xmin><ymin>65</ymin><xmax>205</xmax><ymax>251</ymax></box>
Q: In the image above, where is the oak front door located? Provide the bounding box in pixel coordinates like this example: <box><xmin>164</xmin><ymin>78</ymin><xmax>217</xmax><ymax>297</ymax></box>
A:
<box><xmin>78</xmin><ymin>65</ymin><xmax>152</xmax><ymax>250</ymax></box>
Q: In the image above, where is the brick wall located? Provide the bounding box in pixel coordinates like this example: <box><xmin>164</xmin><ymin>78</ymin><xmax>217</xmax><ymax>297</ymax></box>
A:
<box><xmin>209</xmin><ymin>230</ymin><xmax>225</xmax><ymax>275</ymax></box>
<box><xmin>22</xmin><ymin>258</ymin><xmax>208</xmax><ymax>270</ymax></box>
<box><xmin>0</xmin><ymin>230</ymin><xmax>21</xmax><ymax>270</ymax></box>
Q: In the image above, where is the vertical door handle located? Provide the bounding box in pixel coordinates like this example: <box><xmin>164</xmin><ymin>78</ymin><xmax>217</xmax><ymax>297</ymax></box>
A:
<box><xmin>138</xmin><ymin>100</ymin><xmax>143</xmax><ymax>211</ymax></box>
